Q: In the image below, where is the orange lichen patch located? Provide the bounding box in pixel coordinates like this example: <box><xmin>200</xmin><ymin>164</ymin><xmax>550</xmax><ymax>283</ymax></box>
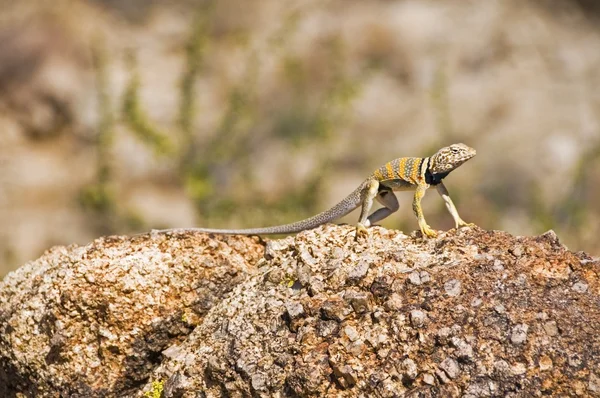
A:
<box><xmin>530</xmin><ymin>258</ymin><xmax>571</xmax><ymax>280</ymax></box>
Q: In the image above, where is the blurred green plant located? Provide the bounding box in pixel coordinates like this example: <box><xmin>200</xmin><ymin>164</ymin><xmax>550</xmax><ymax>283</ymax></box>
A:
<box><xmin>81</xmin><ymin>40</ymin><xmax>147</xmax><ymax>234</ymax></box>
<box><xmin>177</xmin><ymin>7</ymin><xmax>362</xmax><ymax>227</ymax></box>
<box><xmin>84</xmin><ymin>3</ymin><xmax>366</xmax><ymax>232</ymax></box>
<box><xmin>556</xmin><ymin>138</ymin><xmax>600</xmax><ymax>236</ymax></box>
<box><xmin>184</xmin><ymin>49</ymin><xmax>259</xmax><ymax>218</ymax></box>
<box><xmin>179</xmin><ymin>3</ymin><xmax>213</xmax><ymax>163</ymax></box>
<box><xmin>122</xmin><ymin>52</ymin><xmax>174</xmax><ymax>156</ymax></box>
<box><xmin>79</xmin><ymin>39</ymin><xmax>118</xmax><ymax>234</ymax></box>
<box><xmin>275</xmin><ymin>36</ymin><xmax>360</xmax><ymax>147</ymax></box>
<box><xmin>530</xmin><ymin>185</ymin><xmax>556</xmax><ymax>232</ymax></box>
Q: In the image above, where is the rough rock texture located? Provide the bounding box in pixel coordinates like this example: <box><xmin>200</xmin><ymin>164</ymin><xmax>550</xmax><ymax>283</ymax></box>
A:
<box><xmin>1</xmin><ymin>226</ymin><xmax>599</xmax><ymax>397</ymax></box>
<box><xmin>0</xmin><ymin>232</ymin><xmax>263</xmax><ymax>396</ymax></box>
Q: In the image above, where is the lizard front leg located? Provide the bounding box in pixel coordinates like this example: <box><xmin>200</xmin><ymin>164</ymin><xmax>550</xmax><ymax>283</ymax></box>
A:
<box><xmin>435</xmin><ymin>182</ymin><xmax>473</xmax><ymax>229</ymax></box>
<box><xmin>356</xmin><ymin>178</ymin><xmax>379</xmax><ymax>236</ymax></box>
<box><xmin>413</xmin><ymin>183</ymin><xmax>436</xmax><ymax>238</ymax></box>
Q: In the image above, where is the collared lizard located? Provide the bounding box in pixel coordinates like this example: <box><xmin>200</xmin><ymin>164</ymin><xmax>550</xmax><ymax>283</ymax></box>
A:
<box><xmin>152</xmin><ymin>143</ymin><xmax>476</xmax><ymax>238</ymax></box>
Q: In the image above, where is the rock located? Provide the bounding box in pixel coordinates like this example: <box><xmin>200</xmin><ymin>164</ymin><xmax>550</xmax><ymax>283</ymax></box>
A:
<box><xmin>439</xmin><ymin>357</ymin><xmax>460</xmax><ymax>379</ymax></box>
<box><xmin>321</xmin><ymin>298</ymin><xmax>352</xmax><ymax>322</ymax></box>
<box><xmin>348</xmin><ymin>259</ymin><xmax>370</xmax><ymax>282</ymax></box>
<box><xmin>543</xmin><ymin>320</ymin><xmax>559</xmax><ymax>337</ymax></box>
<box><xmin>451</xmin><ymin>337</ymin><xmax>474</xmax><ymax>360</ymax></box>
<box><xmin>251</xmin><ymin>373</ymin><xmax>267</xmax><ymax>391</ymax></box>
<box><xmin>1</xmin><ymin>225</ymin><xmax>598</xmax><ymax>397</ymax></box>
<box><xmin>419</xmin><ymin>271</ymin><xmax>431</xmax><ymax>284</ymax></box>
<box><xmin>410</xmin><ymin>309</ymin><xmax>427</xmax><ymax>328</ymax></box>
<box><xmin>493</xmin><ymin>360</ymin><xmax>510</xmax><ymax>376</ymax></box>
<box><xmin>572</xmin><ymin>281</ymin><xmax>588</xmax><ymax>293</ymax></box>
<box><xmin>344</xmin><ymin>290</ymin><xmax>371</xmax><ymax>314</ymax></box>
<box><xmin>383</xmin><ymin>293</ymin><xmax>403</xmax><ymax>311</ymax></box>
<box><xmin>264</xmin><ymin>239</ymin><xmax>291</xmax><ymax>259</ymax></box>
<box><xmin>471</xmin><ymin>297</ymin><xmax>482</xmax><ymax>307</ymax></box>
<box><xmin>331</xmin><ymin>363</ymin><xmax>357</xmax><ymax>389</ymax></box>
<box><xmin>400</xmin><ymin>358</ymin><xmax>418</xmax><ymax>381</ymax></box>
<box><xmin>0</xmin><ymin>232</ymin><xmax>263</xmax><ymax>396</ymax></box>
<box><xmin>589</xmin><ymin>373</ymin><xmax>600</xmax><ymax>393</ymax></box>
<box><xmin>510</xmin><ymin>245</ymin><xmax>524</xmax><ymax>257</ymax></box>
<box><xmin>285</xmin><ymin>301</ymin><xmax>305</xmax><ymax>319</ymax></box>
<box><xmin>510</xmin><ymin>324</ymin><xmax>529</xmax><ymax>345</ymax></box>
<box><xmin>408</xmin><ymin>272</ymin><xmax>421</xmax><ymax>285</ymax></box>
<box><xmin>423</xmin><ymin>373</ymin><xmax>436</xmax><ymax>385</ymax></box>
<box><xmin>444</xmin><ymin>279</ymin><xmax>462</xmax><ymax>297</ymax></box>
<box><xmin>343</xmin><ymin>326</ymin><xmax>360</xmax><ymax>342</ymax></box>
<box><xmin>436</xmin><ymin>327</ymin><xmax>453</xmax><ymax>346</ymax></box>
<box><xmin>539</xmin><ymin>355</ymin><xmax>553</xmax><ymax>371</ymax></box>
<box><xmin>316</xmin><ymin>320</ymin><xmax>339</xmax><ymax>338</ymax></box>
<box><xmin>493</xmin><ymin>259</ymin><xmax>505</xmax><ymax>271</ymax></box>
<box><xmin>370</xmin><ymin>276</ymin><xmax>393</xmax><ymax>299</ymax></box>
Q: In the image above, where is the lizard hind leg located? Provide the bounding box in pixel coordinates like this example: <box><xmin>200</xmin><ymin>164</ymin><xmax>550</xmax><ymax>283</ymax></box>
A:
<box><xmin>367</xmin><ymin>190</ymin><xmax>399</xmax><ymax>226</ymax></box>
<box><xmin>356</xmin><ymin>179</ymin><xmax>380</xmax><ymax>237</ymax></box>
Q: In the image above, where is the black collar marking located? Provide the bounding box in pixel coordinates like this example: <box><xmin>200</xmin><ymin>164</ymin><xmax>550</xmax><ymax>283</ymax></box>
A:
<box><xmin>424</xmin><ymin>164</ymin><xmax>450</xmax><ymax>185</ymax></box>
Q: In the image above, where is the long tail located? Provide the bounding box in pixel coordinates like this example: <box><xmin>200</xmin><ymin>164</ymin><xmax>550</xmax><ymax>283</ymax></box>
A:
<box><xmin>151</xmin><ymin>182</ymin><xmax>367</xmax><ymax>235</ymax></box>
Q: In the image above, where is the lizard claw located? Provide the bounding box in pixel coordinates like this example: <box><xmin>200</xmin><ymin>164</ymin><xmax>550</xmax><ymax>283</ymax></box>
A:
<box><xmin>420</xmin><ymin>225</ymin><xmax>437</xmax><ymax>238</ymax></box>
<box><xmin>456</xmin><ymin>220</ymin><xmax>476</xmax><ymax>229</ymax></box>
<box><xmin>355</xmin><ymin>223</ymin><xmax>368</xmax><ymax>240</ymax></box>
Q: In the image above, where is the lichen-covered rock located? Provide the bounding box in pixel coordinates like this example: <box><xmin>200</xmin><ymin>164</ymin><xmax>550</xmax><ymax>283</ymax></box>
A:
<box><xmin>0</xmin><ymin>232</ymin><xmax>263</xmax><ymax>396</ymax></box>
<box><xmin>138</xmin><ymin>226</ymin><xmax>599</xmax><ymax>397</ymax></box>
<box><xmin>1</xmin><ymin>225</ymin><xmax>599</xmax><ymax>397</ymax></box>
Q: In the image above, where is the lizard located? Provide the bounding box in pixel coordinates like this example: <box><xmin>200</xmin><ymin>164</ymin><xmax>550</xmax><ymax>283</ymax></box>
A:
<box><xmin>152</xmin><ymin>143</ymin><xmax>476</xmax><ymax>238</ymax></box>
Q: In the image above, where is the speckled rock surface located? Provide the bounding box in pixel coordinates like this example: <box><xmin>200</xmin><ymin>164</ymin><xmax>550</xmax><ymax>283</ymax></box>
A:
<box><xmin>138</xmin><ymin>226</ymin><xmax>599</xmax><ymax>398</ymax></box>
<box><xmin>1</xmin><ymin>226</ymin><xmax>599</xmax><ymax>397</ymax></box>
<box><xmin>0</xmin><ymin>232</ymin><xmax>263</xmax><ymax>396</ymax></box>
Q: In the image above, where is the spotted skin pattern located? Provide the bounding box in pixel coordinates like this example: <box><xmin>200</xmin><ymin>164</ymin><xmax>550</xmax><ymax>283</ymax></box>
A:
<box><xmin>151</xmin><ymin>144</ymin><xmax>476</xmax><ymax>238</ymax></box>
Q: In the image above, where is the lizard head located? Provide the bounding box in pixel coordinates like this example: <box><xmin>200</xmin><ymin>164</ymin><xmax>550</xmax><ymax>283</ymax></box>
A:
<box><xmin>428</xmin><ymin>143</ymin><xmax>476</xmax><ymax>174</ymax></box>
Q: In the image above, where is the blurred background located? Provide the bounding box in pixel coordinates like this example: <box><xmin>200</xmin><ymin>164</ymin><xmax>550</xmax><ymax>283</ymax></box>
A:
<box><xmin>1</xmin><ymin>0</ymin><xmax>599</xmax><ymax>277</ymax></box>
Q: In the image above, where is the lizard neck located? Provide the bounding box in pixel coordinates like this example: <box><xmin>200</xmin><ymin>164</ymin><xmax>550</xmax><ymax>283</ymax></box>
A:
<box><xmin>424</xmin><ymin>157</ymin><xmax>449</xmax><ymax>185</ymax></box>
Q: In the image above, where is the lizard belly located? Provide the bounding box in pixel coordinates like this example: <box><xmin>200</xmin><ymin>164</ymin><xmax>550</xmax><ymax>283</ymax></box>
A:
<box><xmin>380</xmin><ymin>178</ymin><xmax>416</xmax><ymax>191</ymax></box>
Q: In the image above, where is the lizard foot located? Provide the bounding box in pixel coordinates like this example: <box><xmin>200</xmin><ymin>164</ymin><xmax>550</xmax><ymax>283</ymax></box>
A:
<box><xmin>355</xmin><ymin>223</ymin><xmax>368</xmax><ymax>240</ymax></box>
<box><xmin>420</xmin><ymin>225</ymin><xmax>438</xmax><ymax>238</ymax></box>
<box><xmin>456</xmin><ymin>221</ymin><xmax>476</xmax><ymax>229</ymax></box>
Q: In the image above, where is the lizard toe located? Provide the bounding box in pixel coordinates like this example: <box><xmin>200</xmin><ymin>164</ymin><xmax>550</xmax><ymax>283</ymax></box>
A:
<box><xmin>457</xmin><ymin>222</ymin><xmax>476</xmax><ymax>229</ymax></box>
<box><xmin>355</xmin><ymin>223</ymin><xmax>369</xmax><ymax>240</ymax></box>
<box><xmin>421</xmin><ymin>226</ymin><xmax>438</xmax><ymax>238</ymax></box>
